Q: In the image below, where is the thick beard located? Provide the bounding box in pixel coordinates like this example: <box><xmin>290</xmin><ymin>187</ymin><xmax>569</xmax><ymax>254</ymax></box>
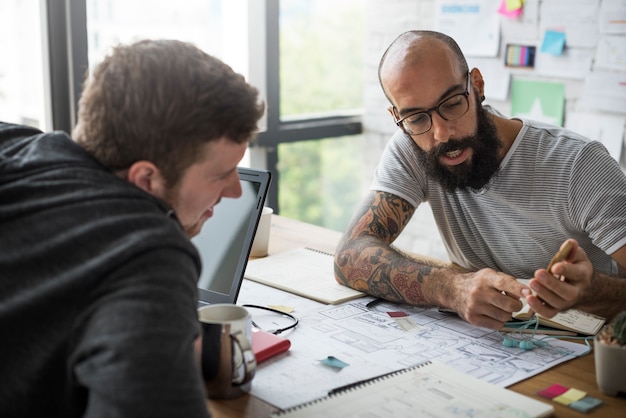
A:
<box><xmin>415</xmin><ymin>102</ymin><xmax>502</xmax><ymax>192</ymax></box>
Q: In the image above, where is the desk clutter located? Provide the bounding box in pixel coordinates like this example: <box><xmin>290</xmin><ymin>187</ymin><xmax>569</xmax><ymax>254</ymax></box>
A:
<box><xmin>211</xmin><ymin>217</ymin><xmax>626</xmax><ymax>417</ymax></box>
<box><xmin>237</xmin><ymin>280</ymin><xmax>589</xmax><ymax>412</ymax></box>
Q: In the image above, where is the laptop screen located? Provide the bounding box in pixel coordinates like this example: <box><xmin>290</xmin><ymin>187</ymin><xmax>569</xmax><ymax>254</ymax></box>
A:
<box><xmin>192</xmin><ymin>167</ymin><xmax>271</xmax><ymax>306</ymax></box>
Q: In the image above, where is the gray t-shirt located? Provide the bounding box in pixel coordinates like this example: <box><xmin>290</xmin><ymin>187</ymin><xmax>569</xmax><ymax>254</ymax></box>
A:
<box><xmin>372</xmin><ymin>116</ymin><xmax>626</xmax><ymax>279</ymax></box>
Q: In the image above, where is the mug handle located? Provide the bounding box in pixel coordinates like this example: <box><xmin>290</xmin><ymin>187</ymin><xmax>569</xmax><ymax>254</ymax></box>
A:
<box><xmin>230</xmin><ymin>334</ymin><xmax>256</xmax><ymax>385</ymax></box>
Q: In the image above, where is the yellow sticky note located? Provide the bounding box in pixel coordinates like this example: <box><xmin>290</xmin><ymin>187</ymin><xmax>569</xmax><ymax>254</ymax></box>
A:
<box><xmin>553</xmin><ymin>388</ymin><xmax>587</xmax><ymax>405</ymax></box>
<box><xmin>506</xmin><ymin>0</ymin><xmax>522</xmax><ymax>11</ymax></box>
<box><xmin>268</xmin><ymin>304</ymin><xmax>294</xmax><ymax>313</ymax></box>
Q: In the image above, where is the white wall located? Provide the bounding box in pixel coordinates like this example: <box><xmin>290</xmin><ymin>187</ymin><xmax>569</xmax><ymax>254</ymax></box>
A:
<box><xmin>362</xmin><ymin>0</ymin><xmax>626</xmax><ymax>259</ymax></box>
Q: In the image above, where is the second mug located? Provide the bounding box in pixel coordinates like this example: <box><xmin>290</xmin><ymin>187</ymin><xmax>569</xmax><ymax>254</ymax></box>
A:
<box><xmin>198</xmin><ymin>303</ymin><xmax>256</xmax><ymax>399</ymax></box>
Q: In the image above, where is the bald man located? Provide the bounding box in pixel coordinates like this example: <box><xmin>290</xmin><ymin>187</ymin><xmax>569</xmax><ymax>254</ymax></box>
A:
<box><xmin>334</xmin><ymin>30</ymin><xmax>626</xmax><ymax>329</ymax></box>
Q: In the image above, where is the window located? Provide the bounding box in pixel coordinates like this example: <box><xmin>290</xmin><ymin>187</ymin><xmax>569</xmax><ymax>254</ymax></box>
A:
<box><xmin>86</xmin><ymin>0</ymin><xmax>248</xmax><ymax>76</ymax></box>
<box><xmin>0</xmin><ymin>1</ymin><xmax>49</xmax><ymax>130</ymax></box>
<box><xmin>30</xmin><ymin>0</ymin><xmax>365</xmax><ymax>231</ymax></box>
<box><xmin>85</xmin><ymin>0</ymin><xmax>261</xmax><ymax>166</ymax></box>
<box><xmin>278</xmin><ymin>134</ymin><xmax>364</xmax><ymax>232</ymax></box>
<box><xmin>280</xmin><ymin>0</ymin><xmax>364</xmax><ymax>117</ymax></box>
<box><xmin>259</xmin><ymin>0</ymin><xmax>365</xmax><ymax>231</ymax></box>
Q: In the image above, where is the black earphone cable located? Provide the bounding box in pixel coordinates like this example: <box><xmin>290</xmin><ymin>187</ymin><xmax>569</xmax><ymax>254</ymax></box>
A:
<box><xmin>243</xmin><ymin>304</ymin><xmax>299</xmax><ymax>335</ymax></box>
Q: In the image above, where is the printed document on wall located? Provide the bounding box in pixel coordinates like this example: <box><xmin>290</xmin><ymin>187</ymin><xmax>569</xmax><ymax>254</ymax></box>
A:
<box><xmin>501</xmin><ymin>0</ymin><xmax>539</xmax><ymax>39</ymax></box>
<box><xmin>435</xmin><ymin>0</ymin><xmax>501</xmax><ymax>57</ymax></box>
<box><xmin>539</xmin><ymin>0</ymin><xmax>600</xmax><ymax>48</ymax></box>
<box><xmin>595</xmin><ymin>35</ymin><xmax>626</xmax><ymax>71</ymax></box>
<box><xmin>467</xmin><ymin>56</ymin><xmax>510</xmax><ymax>101</ymax></box>
<box><xmin>511</xmin><ymin>79</ymin><xmax>565</xmax><ymax>126</ymax></box>
<box><xmin>600</xmin><ymin>0</ymin><xmax>626</xmax><ymax>34</ymax></box>
<box><xmin>582</xmin><ymin>72</ymin><xmax>626</xmax><ymax>114</ymax></box>
<box><xmin>535</xmin><ymin>48</ymin><xmax>594</xmax><ymax>80</ymax></box>
<box><xmin>565</xmin><ymin>112</ymin><xmax>625</xmax><ymax>163</ymax></box>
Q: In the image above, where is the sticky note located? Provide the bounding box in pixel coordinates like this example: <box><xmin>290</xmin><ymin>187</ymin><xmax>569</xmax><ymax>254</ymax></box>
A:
<box><xmin>541</xmin><ymin>30</ymin><xmax>566</xmax><ymax>55</ymax></box>
<box><xmin>505</xmin><ymin>0</ymin><xmax>522</xmax><ymax>11</ymax></box>
<box><xmin>268</xmin><ymin>305</ymin><xmax>294</xmax><ymax>313</ymax></box>
<box><xmin>569</xmin><ymin>396</ymin><xmax>603</xmax><ymax>413</ymax></box>
<box><xmin>394</xmin><ymin>317</ymin><xmax>420</xmax><ymax>332</ymax></box>
<box><xmin>319</xmin><ymin>356</ymin><xmax>349</xmax><ymax>370</ymax></box>
<box><xmin>498</xmin><ymin>0</ymin><xmax>522</xmax><ymax>18</ymax></box>
<box><xmin>553</xmin><ymin>388</ymin><xmax>586</xmax><ymax>405</ymax></box>
<box><xmin>537</xmin><ymin>384</ymin><xmax>569</xmax><ymax>399</ymax></box>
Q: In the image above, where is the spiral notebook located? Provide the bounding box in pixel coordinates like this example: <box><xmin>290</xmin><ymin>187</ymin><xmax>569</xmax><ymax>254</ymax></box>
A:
<box><xmin>270</xmin><ymin>360</ymin><xmax>554</xmax><ymax>418</ymax></box>
<box><xmin>244</xmin><ymin>247</ymin><xmax>366</xmax><ymax>304</ymax></box>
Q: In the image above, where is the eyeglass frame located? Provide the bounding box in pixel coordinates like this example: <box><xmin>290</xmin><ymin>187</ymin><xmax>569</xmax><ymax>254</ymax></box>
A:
<box><xmin>390</xmin><ymin>72</ymin><xmax>472</xmax><ymax>136</ymax></box>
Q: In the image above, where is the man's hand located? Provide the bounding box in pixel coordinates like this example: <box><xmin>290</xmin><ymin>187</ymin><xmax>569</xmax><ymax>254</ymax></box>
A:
<box><xmin>523</xmin><ymin>239</ymin><xmax>593</xmax><ymax>318</ymax></box>
<box><xmin>450</xmin><ymin>269</ymin><xmax>529</xmax><ymax>330</ymax></box>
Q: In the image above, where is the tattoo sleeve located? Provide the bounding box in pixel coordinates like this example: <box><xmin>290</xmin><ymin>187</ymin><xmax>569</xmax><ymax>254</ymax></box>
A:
<box><xmin>334</xmin><ymin>191</ymin><xmax>446</xmax><ymax>306</ymax></box>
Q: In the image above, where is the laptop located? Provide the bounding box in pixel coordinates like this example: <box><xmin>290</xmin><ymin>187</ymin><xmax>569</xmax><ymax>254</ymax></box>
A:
<box><xmin>192</xmin><ymin>167</ymin><xmax>271</xmax><ymax>307</ymax></box>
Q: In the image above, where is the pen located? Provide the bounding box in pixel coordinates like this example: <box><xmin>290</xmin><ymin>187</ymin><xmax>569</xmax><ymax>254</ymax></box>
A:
<box><xmin>365</xmin><ymin>298</ymin><xmax>384</xmax><ymax>309</ymax></box>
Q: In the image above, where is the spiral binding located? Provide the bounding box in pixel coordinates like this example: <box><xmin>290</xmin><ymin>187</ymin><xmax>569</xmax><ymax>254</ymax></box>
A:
<box><xmin>304</xmin><ymin>247</ymin><xmax>334</xmax><ymax>257</ymax></box>
<box><xmin>270</xmin><ymin>361</ymin><xmax>432</xmax><ymax>416</ymax></box>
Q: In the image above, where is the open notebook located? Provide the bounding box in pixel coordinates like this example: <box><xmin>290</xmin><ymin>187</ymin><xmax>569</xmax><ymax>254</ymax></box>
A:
<box><xmin>271</xmin><ymin>360</ymin><xmax>554</xmax><ymax>418</ymax></box>
<box><xmin>192</xmin><ymin>167</ymin><xmax>271</xmax><ymax>307</ymax></box>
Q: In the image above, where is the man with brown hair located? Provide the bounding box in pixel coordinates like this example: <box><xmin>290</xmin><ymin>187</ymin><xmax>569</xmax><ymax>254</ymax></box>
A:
<box><xmin>335</xmin><ymin>30</ymin><xmax>626</xmax><ymax>330</ymax></box>
<box><xmin>0</xmin><ymin>39</ymin><xmax>263</xmax><ymax>417</ymax></box>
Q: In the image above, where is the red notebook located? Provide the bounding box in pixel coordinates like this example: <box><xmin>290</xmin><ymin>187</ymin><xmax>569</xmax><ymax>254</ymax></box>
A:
<box><xmin>251</xmin><ymin>328</ymin><xmax>291</xmax><ymax>363</ymax></box>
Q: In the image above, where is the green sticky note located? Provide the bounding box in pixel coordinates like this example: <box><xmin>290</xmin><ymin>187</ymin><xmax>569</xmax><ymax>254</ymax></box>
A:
<box><xmin>511</xmin><ymin>79</ymin><xmax>565</xmax><ymax>126</ymax></box>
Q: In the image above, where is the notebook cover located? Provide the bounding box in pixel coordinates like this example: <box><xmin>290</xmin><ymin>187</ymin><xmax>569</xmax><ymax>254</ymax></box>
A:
<box><xmin>252</xmin><ymin>328</ymin><xmax>291</xmax><ymax>363</ymax></box>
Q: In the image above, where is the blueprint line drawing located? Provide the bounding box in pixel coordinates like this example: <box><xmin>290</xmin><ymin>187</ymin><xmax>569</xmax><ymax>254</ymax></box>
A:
<box><xmin>238</xmin><ymin>279</ymin><xmax>589</xmax><ymax>410</ymax></box>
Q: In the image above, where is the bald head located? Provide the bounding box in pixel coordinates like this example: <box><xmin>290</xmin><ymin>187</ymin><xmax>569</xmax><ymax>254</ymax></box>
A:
<box><xmin>378</xmin><ymin>31</ymin><xmax>469</xmax><ymax>100</ymax></box>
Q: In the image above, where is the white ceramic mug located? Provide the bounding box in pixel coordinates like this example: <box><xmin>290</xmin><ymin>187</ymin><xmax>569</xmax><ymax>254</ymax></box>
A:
<box><xmin>198</xmin><ymin>304</ymin><xmax>256</xmax><ymax>399</ymax></box>
<box><xmin>250</xmin><ymin>207</ymin><xmax>273</xmax><ymax>257</ymax></box>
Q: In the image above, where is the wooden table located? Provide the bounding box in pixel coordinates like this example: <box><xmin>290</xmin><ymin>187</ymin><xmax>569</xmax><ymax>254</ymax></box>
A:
<box><xmin>208</xmin><ymin>215</ymin><xmax>626</xmax><ymax>417</ymax></box>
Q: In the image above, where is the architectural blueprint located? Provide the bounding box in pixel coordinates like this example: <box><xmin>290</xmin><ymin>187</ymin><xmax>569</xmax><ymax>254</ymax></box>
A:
<box><xmin>237</xmin><ymin>279</ymin><xmax>590</xmax><ymax>410</ymax></box>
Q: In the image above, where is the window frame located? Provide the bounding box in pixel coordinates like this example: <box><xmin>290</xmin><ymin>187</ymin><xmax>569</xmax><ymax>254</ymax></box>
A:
<box><xmin>44</xmin><ymin>0</ymin><xmax>363</xmax><ymax>213</ymax></box>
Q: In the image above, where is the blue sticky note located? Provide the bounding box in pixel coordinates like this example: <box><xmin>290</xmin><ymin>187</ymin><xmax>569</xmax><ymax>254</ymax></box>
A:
<box><xmin>569</xmin><ymin>396</ymin><xmax>604</xmax><ymax>413</ymax></box>
<box><xmin>541</xmin><ymin>30</ymin><xmax>566</xmax><ymax>55</ymax></box>
<box><xmin>320</xmin><ymin>356</ymin><xmax>350</xmax><ymax>370</ymax></box>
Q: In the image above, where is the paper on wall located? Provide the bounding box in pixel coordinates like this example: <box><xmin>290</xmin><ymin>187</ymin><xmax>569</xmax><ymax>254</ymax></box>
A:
<box><xmin>565</xmin><ymin>111</ymin><xmax>625</xmax><ymax>163</ymax></box>
<box><xmin>435</xmin><ymin>0</ymin><xmax>501</xmax><ymax>57</ymax></box>
<box><xmin>581</xmin><ymin>72</ymin><xmax>626</xmax><ymax>114</ymax></box>
<box><xmin>595</xmin><ymin>35</ymin><xmax>626</xmax><ymax>71</ymax></box>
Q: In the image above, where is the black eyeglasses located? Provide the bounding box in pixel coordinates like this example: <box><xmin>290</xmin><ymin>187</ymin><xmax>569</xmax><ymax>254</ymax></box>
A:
<box><xmin>391</xmin><ymin>73</ymin><xmax>471</xmax><ymax>136</ymax></box>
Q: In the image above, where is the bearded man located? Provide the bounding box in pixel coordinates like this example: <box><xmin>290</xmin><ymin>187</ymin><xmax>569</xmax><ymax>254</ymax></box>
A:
<box><xmin>334</xmin><ymin>30</ymin><xmax>626</xmax><ymax>329</ymax></box>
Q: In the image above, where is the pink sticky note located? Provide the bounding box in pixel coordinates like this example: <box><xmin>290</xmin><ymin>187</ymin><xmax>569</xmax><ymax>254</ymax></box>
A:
<box><xmin>387</xmin><ymin>311</ymin><xmax>408</xmax><ymax>318</ymax></box>
<box><xmin>537</xmin><ymin>384</ymin><xmax>569</xmax><ymax>399</ymax></box>
<box><xmin>498</xmin><ymin>0</ymin><xmax>522</xmax><ymax>18</ymax></box>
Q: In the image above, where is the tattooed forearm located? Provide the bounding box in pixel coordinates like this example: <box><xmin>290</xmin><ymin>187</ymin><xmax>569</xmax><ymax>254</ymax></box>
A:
<box><xmin>335</xmin><ymin>191</ymin><xmax>442</xmax><ymax>306</ymax></box>
<box><xmin>366</xmin><ymin>192</ymin><xmax>413</xmax><ymax>241</ymax></box>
